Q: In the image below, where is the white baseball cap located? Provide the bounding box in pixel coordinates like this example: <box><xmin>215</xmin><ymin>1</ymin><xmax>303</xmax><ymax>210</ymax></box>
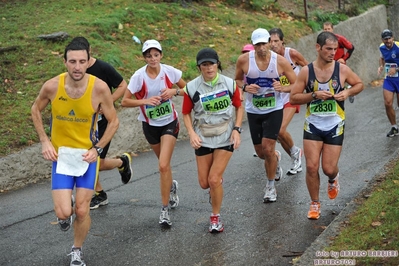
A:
<box><xmin>142</xmin><ymin>39</ymin><xmax>162</xmax><ymax>53</ymax></box>
<box><xmin>251</xmin><ymin>28</ymin><xmax>270</xmax><ymax>45</ymax></box>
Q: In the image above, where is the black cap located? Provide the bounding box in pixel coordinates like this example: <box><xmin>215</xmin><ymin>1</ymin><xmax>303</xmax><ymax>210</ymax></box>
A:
<box><xmin>196</xmin><ymin>48</ymin><xmax>219</xmax><ymax>65</ymax></box>
<box><xmin>381</xmin><ymin>29</ymin><xmax>393</xmax><ymax>39</ymax></box>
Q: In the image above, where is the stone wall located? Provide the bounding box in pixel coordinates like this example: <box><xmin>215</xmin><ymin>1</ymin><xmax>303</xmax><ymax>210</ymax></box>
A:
<box><xmin>289</xmin><ymin>5</ymin><xmax>388</xmax><ymax>85</ymax></box>
<box><xmin>0</xmin><ymin>5</ymin><xmax>391</xmax><ymax>191</ymax></box>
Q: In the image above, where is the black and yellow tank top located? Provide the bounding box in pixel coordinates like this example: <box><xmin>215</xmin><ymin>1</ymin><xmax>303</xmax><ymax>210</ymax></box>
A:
<box><xmin>304</xmin><ymin>62</ymin><xmax>345</xmax><ymax>130</ymax></box>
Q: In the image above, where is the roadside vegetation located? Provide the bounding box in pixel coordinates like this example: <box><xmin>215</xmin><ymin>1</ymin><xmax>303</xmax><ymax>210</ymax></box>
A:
<box><xmin>1</xmin><ymin>1</ymin><xmax>397</xmax><ymax>264</ymax></box>
<box><xmin>1</xmin><ymin>0</ymin><xmax>313</xmax><ymax>157</ymax></box>
<box><xmin>322</xmin><ymin>162</ymin><xmax>399</xmax><ymax>265</ymax></box>
<box><xmin>0</xmin><ymin>0</ymin><xmax>387</xmax><ymax>157</ymax></box>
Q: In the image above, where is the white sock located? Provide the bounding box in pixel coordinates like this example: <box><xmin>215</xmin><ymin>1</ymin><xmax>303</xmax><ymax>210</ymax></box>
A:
<box><xmin>267</xmin><ymin>180</ymin><xmax>275</xmax><ymax>187</ymax></box>
<box><xmin>290</xmin><ymin>146</ymin><xmax>299</xmax><ymax>156</ymax></box>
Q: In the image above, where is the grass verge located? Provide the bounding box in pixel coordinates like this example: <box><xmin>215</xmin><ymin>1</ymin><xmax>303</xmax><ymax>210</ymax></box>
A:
<box><xmin>322</xmin><ymin>160</ymin><xmax>399</xmax><ymax>265</ymax></box>
<box><xmin>0</xmin><ymin>0</ymin><xmax>312</xmax><ymax>157</ymax></box>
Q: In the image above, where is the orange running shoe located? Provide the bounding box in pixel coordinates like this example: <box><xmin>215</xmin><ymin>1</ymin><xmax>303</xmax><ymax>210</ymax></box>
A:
<box><xmin>307</xmin><ymin>201</ymin><xmax>321</xmax><ymax>219</ymax></box>
<box><xmin>328</xmin><ymin>177</ymin><xmax>340</xmax><ymax>199</ymax></box>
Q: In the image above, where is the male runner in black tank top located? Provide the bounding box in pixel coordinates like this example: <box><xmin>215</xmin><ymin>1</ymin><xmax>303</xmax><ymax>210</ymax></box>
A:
<box><xmin>70</xmin><ymin>37</ymin><xmax>132</xmax><ymax>210</ymax></box>
<box><xmin>290</xmin><ymin>32</ymin><xmax>363</xmax><ymax>220</ymax></box>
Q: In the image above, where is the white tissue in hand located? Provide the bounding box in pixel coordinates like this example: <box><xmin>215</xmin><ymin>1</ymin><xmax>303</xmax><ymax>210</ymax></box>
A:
<box><xmin>56</xmin><ymin>147</ymin><xmax>89</xmax><ymax>176</ymax></box>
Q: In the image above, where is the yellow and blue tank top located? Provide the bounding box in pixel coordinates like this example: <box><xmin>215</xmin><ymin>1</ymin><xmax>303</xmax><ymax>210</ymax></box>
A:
<box><xmin>50</xmin><ymin>73</ymin><xmax>98</xmax><ymax>152</ymax></box>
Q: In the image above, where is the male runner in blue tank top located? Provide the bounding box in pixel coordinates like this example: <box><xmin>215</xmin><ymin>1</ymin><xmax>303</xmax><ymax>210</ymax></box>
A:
<box><xmin>377</xmin><ymin>29</ymin><xmax>399</xmax><ymax>137</ymax></box>
<box><xmin>290</xmin><ymin>32</ymin><xmax>363</xmax><ymax>220</ymax></box>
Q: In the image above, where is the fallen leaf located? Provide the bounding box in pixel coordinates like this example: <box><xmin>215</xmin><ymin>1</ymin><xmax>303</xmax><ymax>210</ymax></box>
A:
<box><xmin>371</xmin><ymin>221</ymin><xmax>382</xmax><ymax>227</ymax></box>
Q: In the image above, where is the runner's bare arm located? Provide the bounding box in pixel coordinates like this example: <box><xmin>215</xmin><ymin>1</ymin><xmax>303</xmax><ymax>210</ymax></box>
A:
<box><xmin>31</xmin><ymin>77</ymin><xmax>58</xmax><ymax>161</ymax></box>
<box><xmin>290</xmin><ymin>66</ymin><xmax>312</xmax><ymax>105</ymax></box>
<box><xmin>121</xmin><ymin>88</ymin><xmax>162</xmax><ymax>107</ymax></box>
<box><xmin>290</xmin><ymin>49</ymin><xmax>309</xmax><ymax>67</ymax></box>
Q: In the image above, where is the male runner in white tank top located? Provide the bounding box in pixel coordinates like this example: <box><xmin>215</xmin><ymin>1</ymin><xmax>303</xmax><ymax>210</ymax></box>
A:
<box><xmin>235</xmin><ymin>28</ymin><xmax>296</xmax><ymax>203</ymax></box>
<box><xmin>269</xmin><ymin>28</ymin><xmax>309</xmax><ymax>175</ymax></box>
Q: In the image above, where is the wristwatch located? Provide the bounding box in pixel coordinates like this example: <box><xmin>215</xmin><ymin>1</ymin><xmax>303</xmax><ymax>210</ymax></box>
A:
<box><xmin>233</xmin><ymin>126</ymin><xmax>242</xmax><ymax>134</ymax></box>
<box><xmin>175</xmin><ymin>88</ymin><xmax>180</xmax><ymax>97</ymax></box>
<box><xmin>93</xmin><ymin>145</ymin><xmax>103</xmax><ymax>155</ymax></box>
<box><xmin>242</xmin><ymin>84</ymin><xmax>247</xmax><ymax>92</ymax></box>
<box><xmin>311</xmin><ymin>92</ymin><xmax>317</xmax><ymax>99</ymax></box>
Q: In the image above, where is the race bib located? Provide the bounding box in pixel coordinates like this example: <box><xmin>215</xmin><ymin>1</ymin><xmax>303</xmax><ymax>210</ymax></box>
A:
<box><xmin>385</xmin><ymin>63</ymin><xmax>398</xmax><ymax>78</ymax></box>
<box><xmin>145</xmin><ymin>99</ymin><xmax>173</xmax><ymax>120</ymax></box>
<box><xmin>309</xmin><ymin>99</ymin><xmax>337</xmax><ymax>116</ymax></box>
<box><xmin>252</xmin><ymin>91</ymin><xmax>276</xmax><ymax>109</ymax></box>
<box><xmin>279</xmin><ymin>75</ymin><xmax>290</xmax><ymax>86</ymax></box>
<box><xmin>200</xmin><ymin>89</ymin><xmax>231</xmax><ymax>114</ymax></box>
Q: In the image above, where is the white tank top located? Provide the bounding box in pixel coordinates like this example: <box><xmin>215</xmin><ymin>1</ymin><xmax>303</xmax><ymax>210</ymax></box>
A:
<box><xmin>244</xmin><ymin>50</ymin><xmax>283</xmax><ymax>114</ymax></box>
<box><xmin>280</xmin><ymin>47</ymin><xmax>301</xmax><ymax>105</ymax></box>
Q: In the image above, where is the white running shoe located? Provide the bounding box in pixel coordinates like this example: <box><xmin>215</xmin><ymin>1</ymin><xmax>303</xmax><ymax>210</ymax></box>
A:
<box><xmin>263</xmin><ymin>185</ymin><xmax>277</xmax><ymax>203</ymax></box>
<box><xmin>275</xmin><ymin>150</ymin><xmax>283</xmax><ymax>181</ymax></box>
<box><xmin>169</xmin><ymin>180</ymin><xmax>179</xmax><ymax>209</ymax></box>
<box><xmin>287</xmin><ymin>148</ymin><xmax>302</xmax><ymax>175</ymax></box>
<box><xmin>69</xmin><ymin>248</ymin><xmax>86</xmax><ymax>266</ymax></box>
<box><xmin>159</xmin><ymin>208</ymin><xmax>172</xmax><ymax>226</ymax></box>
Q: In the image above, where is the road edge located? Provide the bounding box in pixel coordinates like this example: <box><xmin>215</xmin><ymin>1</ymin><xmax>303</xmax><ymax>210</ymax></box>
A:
<box><xmin>294</xmin><ymin>151</ymin><xmax>399</xmax><ymax>265</ymax></box>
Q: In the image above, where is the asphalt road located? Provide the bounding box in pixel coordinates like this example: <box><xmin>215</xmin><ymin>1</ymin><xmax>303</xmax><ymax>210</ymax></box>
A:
<box><xmin>1</xmin><ymin>85</ymin><xmax>398</xmax><ymax>266</ymax></box>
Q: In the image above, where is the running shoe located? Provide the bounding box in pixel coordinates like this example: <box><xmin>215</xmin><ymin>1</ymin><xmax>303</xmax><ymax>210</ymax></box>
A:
<box><xmin>159</xmin><ymin>208</ymin><xmax>172</xmax><ymax>226</ymax></box>
<box><xmin>71</xmin><ymin>194</ymin><xmax>75</xmax><ymax>209</ymax></box>
<box><xmin>58</xmin><ymin>216</ymin><xmax>72</xmax><ymax>231</ymax></box>
<box><xmin>263</xmin><ymin>185</ymin><xmax>277</xmax><ymax>203</ymax></box>
<box><xmin>118</xmin><ymin>153</ymin><xmax>132</xmax><ymax>184</ymax></box>
<box><xmin>57</xmin><ymin>195</ymin><xmax>74</xmax><ymax>231</ymax></box>
<box><xmin>209</xmin><ymin>215</ymin><xmax>224</xmax><ymax>233</ymax></box>
<box><xmin>328</xmin><ymin>177</ymin><xmax>340</xmax><ymax>199</ymax></box>
<box><xmin>386</xmin><ymin>127</ymin><xmax>399</xmax><ymax>137</ymax></box>
<box><xmin>287</xmin><ymin>148</ymin><xmax>302</xmax><ymax>175</ymax></box>
<box><xmin>275</xmin><ymin>150</ymin><xmax>283</xmax><ymax>181</ymax></box>
<box><xmin>69</xmin><ymin>248</ymin><xmax>86</xmax><ymax>266</ymax></box>
<box><xmin>169</xmin><ymin>180</ymin><xmax>179</xmax><ymax>209</ymax></box>
<box><xmin>307</xmin><ymin>201</ymin><xmax>321</xmax><ymax>220</ymax></box>
<box><xmin>90</xmin><ymin>191</ymin><xmax>108</xmax><ymax>210</ymax></box>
